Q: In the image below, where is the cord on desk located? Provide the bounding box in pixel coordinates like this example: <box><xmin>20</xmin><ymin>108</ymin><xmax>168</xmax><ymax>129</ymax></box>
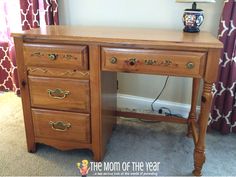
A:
<box><xmin>151</xmin><ymin>76</ymin><xmax>183</xmax><ymax>118</ymax></box>
<box><xmin>158</xmin><ymin>107</ymin><xmax>183</xmax><ymax>118</ymax></box>
<box><xmin>151</xmin><ymin>76</ymin><xmax>169</xmax><ymax>112</ymax></box>
<box><xmin>119</xmin><ymin>76</ymin><xmax>183</xmax><ymax>124</ymax></box>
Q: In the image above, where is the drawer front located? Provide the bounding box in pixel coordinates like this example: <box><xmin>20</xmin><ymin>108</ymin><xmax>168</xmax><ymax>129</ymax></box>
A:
<box><xmin>102</xmin><ymin>47</ymin><xmax>206</xmax><ymax>77</ymax></box>
<box><xmin>28</xmin><ymin>76</ymin><xmax>90</xmax><ymax>113</ymax></box>
<box><xmin>32</xmin><ymin>109</ymin><xmax>90</xmax><ymax>143</ymax></box>
<box><xmin>24</xmin><ymin>44</ymin><xmax>88</xmax><ymax>70</ymax></box>
<box><xmin>27</xmin><ymin>67</ymin><xmax>90</xmax><ymax>80</ymax></box>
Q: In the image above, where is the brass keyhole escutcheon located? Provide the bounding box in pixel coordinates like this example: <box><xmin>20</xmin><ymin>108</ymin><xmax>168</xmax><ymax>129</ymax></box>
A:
<box><xmin>110</xmin><ymin>57</ymin><xmax>117</xmax><ymax>64</ymax></box>
<box><xmin>186</xmin><ymin>62</ymin><xmax>195</xmax><ymax>69</ymax></box>
<box><xmin>128</xmin><ymin>58</ymin><xmax>137</xmax><ymax>66</ymax></box>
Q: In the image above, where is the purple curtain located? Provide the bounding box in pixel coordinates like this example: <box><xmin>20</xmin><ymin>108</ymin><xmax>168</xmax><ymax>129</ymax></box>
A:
<box><xmin>0</xmin><ymin>0</ymin><xmax>58</xmax><ymax>94</ymax></box>
<box><xmin>210</xmin><ymin>0</ymin><xmax>236</xmax><ymax>134</ymax></box>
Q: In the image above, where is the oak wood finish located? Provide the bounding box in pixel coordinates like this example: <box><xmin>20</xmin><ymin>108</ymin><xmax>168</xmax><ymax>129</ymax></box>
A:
<box><xmin>187</xmin><ymin>78</ymin><xmax>201</xmax><ymax>137</ymax></box>
<box><xmin>193</xmin><ymin>82</ymin><xmax>213</xmax><ymax>176</ymax></box>
<box><xmin>13</xmin><ymin>37</ymin><xmax>36</xmax><ymax>153</ymax></box>
<box><xmin>32</xmin><ymin>109</ymin><xmax>91</xmax><ymax>143</ymax></box>
<box><xmin>116</xmin><ymin>111</ymin><xmax>187</xmax><ymax>124</ymax></box>
<box><xmin>191</xmin><ymin>121</ymin><xmax>199</xmax><ymax>145</ymax></box>
<box><xmin>24</xmin><ymin>43</ymin><xmax>88</xmax><ymax>70</ymax></box>
<box><xmin>102</xmin><ymin>47</ymin><xmax>206</xmax><ymax>77</ymax></box>
<box><xmin>28</xmin><ymin>76</ymin><xmax>90</xmax><ymax>113</ymax></box>
<box><xmin>12</xmin><ymin>26</ymin><xmax>222</xmax><ymax>176</ymax></box>
<box><xmin>101</xmin><ymin>71</ymin><xmax>117</xmax><ymax>156</ymax></box>
<box><xmin>192</xmin><ymin>49</ymin><xmax>221</xmax><ymax>176</ymax></box>
<box><xmin>89</xmin><ymin>45</ymin><xmax>103</xmax><ymax>161</ymax></box>
<box><xmin>27</xmin><ymin>67</ymin><xmax>90</xmax><ymax>79</ymax></box>
<box><xmin>35</xmin><ymin>137</ymin><xmax>92</xmax><ymax>151</ymax></box>
<box><xmin>13</xmin><ymin>26</ymin><xmax>222</xmax><ymax>49</ymax></box>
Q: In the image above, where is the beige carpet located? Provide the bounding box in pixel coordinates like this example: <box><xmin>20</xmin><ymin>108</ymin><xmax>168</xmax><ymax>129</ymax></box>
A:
<box><xmin>0</xmin><ymin>92</ymin><xmax>236</xmax><ymax>176</ymax></box>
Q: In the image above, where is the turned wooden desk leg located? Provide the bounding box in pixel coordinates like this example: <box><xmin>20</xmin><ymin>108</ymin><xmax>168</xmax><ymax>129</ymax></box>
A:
<box><xmin>187</xmin><ymin>78</ymin><xmax>201</xmax><ymax>137</ymax></box>
<box><xmin>193</xmin><ymin>81</ymin><xmax>213</xmax><ymax>176</ymax></box>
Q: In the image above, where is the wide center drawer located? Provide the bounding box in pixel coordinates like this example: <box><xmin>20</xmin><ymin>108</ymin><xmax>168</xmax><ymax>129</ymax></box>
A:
<box><xmin>32</xmin><ymin>109</ymin><xmax>90</xmax><ymax>143</ymax></box>
<box><xmin>102</xmin><ymin>47</ymin><xmax>206</xmax><ymax>77</ymax></box>
<box><xmin>28</xmin><ymin>76</ymin><xmax>90</xmax><ymax>113</ymax></box>
<box><xmin>24</xmin><ymin>44</ymin><xmax>88</xmax><ymax>70</ymax></box>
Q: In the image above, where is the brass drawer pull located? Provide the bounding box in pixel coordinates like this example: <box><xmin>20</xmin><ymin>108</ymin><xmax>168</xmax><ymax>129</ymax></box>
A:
<box><xmin>110</xmin><ymin>57</ymin><xmax>117</xmax><ymax>64</ymax></box>
<box><xmin>145</xmin><ymin>59</ymin><xmax>157</xmax><ymax>65</ymax></box>
<box><xmin>186</xmin><ymin>62</ymin><xmax>195</xmax><ymax>69</ymax></box>
<box><xmin>47</xmin><ymin>88</ymin><xmax>70</xmax><ymax>99</ymax></box>
<box><xmin>48</xmin><ymin>54</ymin><xmax>58</xmax><ymax>60</ymax></box>
<box><xmin>62</xmin><ymin>54</ymin><xmax>78</xmax><ymax>60</ymax></box>
<box><xmin>49</xmin><ymin>121</ymin><xmax>71</xmax><ymax>131</ymax></box>
<box><xmin>31</xmin><ymin>52</ymin><xmax>43</xmax><ymax>57</ymax></box>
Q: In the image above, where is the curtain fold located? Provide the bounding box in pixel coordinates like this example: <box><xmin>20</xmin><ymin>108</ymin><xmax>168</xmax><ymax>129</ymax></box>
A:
<box><xmin>20</xmin><ymin>0</ymin><xmax>59</xmax><ymax>30</ymax></box>
<box><xmin>0</xmin><ymin>0</ymin><xmax>20</xmax><ymax>93</ymax></box>
<box><xmin>210</xmin><ymin>0</ymin><xmax>236</xmax><ymax>134</ymax></box>
<box><xmin>0</xmin><ymin>0</ymin><xmax>59</xmax><ymax>94</ymax></box>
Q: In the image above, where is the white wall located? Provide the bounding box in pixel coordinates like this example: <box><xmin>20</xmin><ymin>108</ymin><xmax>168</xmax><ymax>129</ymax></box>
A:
<box><xmin>58</xmin><ymin>0</ymin><xmax>223</xmax><ymax>104</ymax></box>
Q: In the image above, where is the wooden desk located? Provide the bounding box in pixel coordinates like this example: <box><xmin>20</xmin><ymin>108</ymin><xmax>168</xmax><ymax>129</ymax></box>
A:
<box><xmin>12</xmin><ymin>26</ymin><xmax>222</xmax><ymax>176</ymax></box>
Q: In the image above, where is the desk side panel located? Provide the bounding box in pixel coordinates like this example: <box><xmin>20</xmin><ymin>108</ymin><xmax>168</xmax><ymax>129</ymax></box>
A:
<box><xmin>101</xmin><ymin>71</ymin><xmax>117</xmax><ymax>153</ymax></box>
<box><xmin>13</xmin><ymin>37</ymin><xmax>36</xmax><ymax>152</ymax></box>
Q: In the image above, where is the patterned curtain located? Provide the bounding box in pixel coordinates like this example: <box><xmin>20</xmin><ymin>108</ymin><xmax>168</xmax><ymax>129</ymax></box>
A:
<box><xmin>210</xmin><ymin>0</ymin><xmax>236</xmax><ymax>134</ymax></box>
<box><xmin>0</xmin><ymin>0</ymin><xmax>58</xmax><ymax>94</ymax></box>
<box><xmin>20</xmin><ymin>0</ymin><xmax>59</xmax><ymax>30</ymax></box>
<box><xmin>0</xmin><ymin>0</ymin><xmax>20</xmax><ymax>93</ymax></box>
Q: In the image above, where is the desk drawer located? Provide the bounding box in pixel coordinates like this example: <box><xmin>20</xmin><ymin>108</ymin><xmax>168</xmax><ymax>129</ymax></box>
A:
<box><xmin>102</xmin><ymin>47</ymin><xmax>206</xmax><ymax>77</ymax></box>
<box><xmin>32</xmin><ymin>109</ymin><xmax>90</xmax><ymax>143</ymax></box>
<box><xmin>28</xmin><ymin>76</ymin><xmax>90</xmax><ymax>113</ymax></box>
<box><xmin>24</xmin><ymin>44</ymin><xmax>88</xmax><ymax>70</ymax></box>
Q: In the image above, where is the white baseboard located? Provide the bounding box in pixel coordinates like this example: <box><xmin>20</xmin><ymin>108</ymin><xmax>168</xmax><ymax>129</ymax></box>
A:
<box><xmin>117</xmin><ymin>94</ymin><xmax>200</xmax><ymax>118</ymax></box>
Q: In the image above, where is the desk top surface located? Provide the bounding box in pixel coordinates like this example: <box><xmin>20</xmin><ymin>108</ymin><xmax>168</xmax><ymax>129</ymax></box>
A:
<box><xmin>12</xmin><ymin>26</ymin><xmax>222</xmax><ymax>49</ymax></box>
